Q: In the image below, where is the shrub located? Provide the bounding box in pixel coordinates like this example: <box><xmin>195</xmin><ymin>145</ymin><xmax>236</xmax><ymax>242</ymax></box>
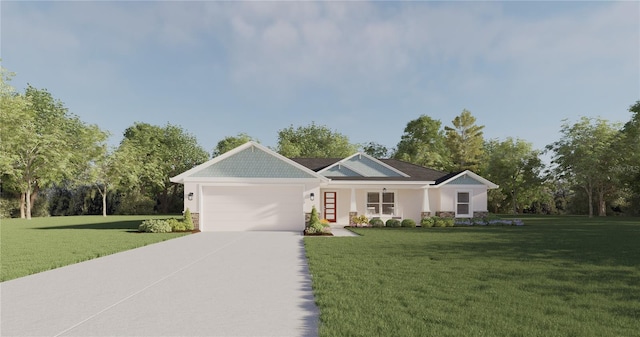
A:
<box><xmin>421</xmin><ymin>217</ymin><xmax>435</xmax><ymax>227</ymax></box>
<box><xmin>351</xmin><ymin>215</ymin><xmax>369</xmax><ymax>227</ymax></box>
<box><xmin>309</xmin><ymin>206</ymin><xmax>321</xmax><ymax>226</ymax></box>
<box><xmin>445</xmin><ymin>218</ymin><xmax>455</xmax><ymax>227</ymax></box>
<box><xmin>166</xmin><ymin>218</ymin><xmax>184</xmax><ymax>231</ymax></box>
<box><xmin>370</xmin><ymin>218</ymin><xmax>384</xmax><ymax>227</ymax></box>
<box><xmin>385</xmin><ymin>219</ymin><xmax>401</xmax><ymax>228</ymax></box>
<box><xmin>139</xmin><ymin>219</ymin><xmax>172</xmax><ymax>233</ymax></box>
<box><xmin>183</xmin><ymin>208</ymin><xmax>195</xmax><ymax>230</ymax></box>
<box><xmin>401</xmin><ymin>219</ymin><xmax>416</xmax><ymax>228</ymax></box>
<box><xmin>434</xmin><ymin>217</ymin><xmax>452</xmax><ymax>227</ymax></box>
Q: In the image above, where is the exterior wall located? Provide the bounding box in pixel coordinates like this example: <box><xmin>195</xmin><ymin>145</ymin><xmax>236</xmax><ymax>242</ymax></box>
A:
<box><xmin>438</xmin><ymin>185</ymin><xmax>489</xmax><ymax>217</ymax></box>
<box><xmin>428</xmin><ymin>188</ymin><xmax>440</xmax><ymax>213</ymax></box>
<box><xmin>398</xmin><ymin>189</ymin><xmax>422</xmax><ymax>221</ymax></box>
<box><xmin>183</xmin><ymin>182</ymin><xmax>200</xmax><ymax>213</ymax></box>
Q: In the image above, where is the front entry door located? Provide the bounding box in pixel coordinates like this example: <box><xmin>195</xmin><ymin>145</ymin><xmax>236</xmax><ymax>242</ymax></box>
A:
<box><xmin>324</xmin><ymin>192</ymin><xmax>337</xmax><ymax>223</ymax></box>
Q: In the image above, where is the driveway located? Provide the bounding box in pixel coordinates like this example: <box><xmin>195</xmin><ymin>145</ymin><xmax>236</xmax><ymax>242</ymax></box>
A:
<box><xmin>1</xmin><ymin>232</ymin><xmax>319</xmax><ymax>337</ymax></box>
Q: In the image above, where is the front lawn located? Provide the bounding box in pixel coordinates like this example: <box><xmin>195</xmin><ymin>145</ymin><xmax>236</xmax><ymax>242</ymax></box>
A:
<box><xmin>304</xmin><ymin>215</ymin><xmax>640</xmax><ymax>337</ymax></box>
<box><xmin>0</xmin><ymin>215</ymin><xmax>189</xmax><ymax>282</ymax></box>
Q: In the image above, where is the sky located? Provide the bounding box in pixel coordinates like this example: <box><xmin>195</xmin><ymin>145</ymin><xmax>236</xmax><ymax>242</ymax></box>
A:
<box><xmin>1</xmin><ymin>1</ymin><xmax>639</xmax><ymax>159</ymax></box>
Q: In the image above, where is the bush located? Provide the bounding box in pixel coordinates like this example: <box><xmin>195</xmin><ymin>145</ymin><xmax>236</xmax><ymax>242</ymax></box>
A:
<box><xmin>309</xmin><ymin>206</ymin><xmax>321</xmax><ymax>224</ymax></box>
<box><xmin>434</xmin><ymin>217</ymin><xmax>453</xmax><ymax>227</ymax></box>
<box><xmin>370</xmin><ymin>218</ymin><xmax>384</xmax><ymax>227</ymax></box>
<box><xmin>401</xmin><ymin>219</ymin><xmax>416</xmax><ymax>228</ymax></box>
<box><xmin>183</xmin><ymin>208</ymin><xmax>195</xmax><ymax>230</ymax></box>
<box><xmin>351</xmin><ymin>215</ymin><xmax>369</xmax><ymax>227</ymax></box>
<box><xmin>385</xmin><ymin>219</ymin><xmax>401</xmax><ymax>228</ymax></box>
<box><xmin>420</xmin><ymin>217</ymin><xmax>435</xmax><ymax>227</ymax></box>
<box><xmin>139</xmin><ymin>219</ymin><xmax>172</xmax><ymax>233</ymax></box>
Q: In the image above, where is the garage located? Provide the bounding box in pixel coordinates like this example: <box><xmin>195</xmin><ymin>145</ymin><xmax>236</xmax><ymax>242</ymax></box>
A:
<box><xmin>201</xmin><ymin>185</ymin><xmax>304</xmax><ymax>231</ymax></box>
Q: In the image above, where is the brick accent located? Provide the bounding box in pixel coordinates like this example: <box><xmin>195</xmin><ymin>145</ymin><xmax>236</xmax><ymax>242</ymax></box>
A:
<box><xmin>435</xmin><ymin>211</ymin><xmax>455</xmax><ymax>218</ymax></box>
<box><xmin>305</xmin><ymin>212</ymin><xmax>311</xmax><ymax>226</ymax></box>
<box><xmin>420</xmin><ymin>211</ymin><xmax>431</xmax><ymax>219</ymax></box>
<box><xmin>349</xmin><ymin>212</ymin><xmax>358</xmax><ymax>226</ymax></box>
<box><xmin>473</xmin><ymin>211</ymin><xmax>489</xmax><ymax>218</ymax></box>
<box><xmin>191</xmin><ymin>212</ymin><xmax>200</xmax><ymax>230</ymax></box>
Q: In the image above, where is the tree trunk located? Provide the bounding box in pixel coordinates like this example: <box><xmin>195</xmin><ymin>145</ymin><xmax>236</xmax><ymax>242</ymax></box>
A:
<box><xmin>25</xmin><ymin>186</ymin><xmax>32</xmax><ymax>220</ymax></box>
<box><xmin>512</xmin><ymin>189</ymin><xmax>518</xmax><ymax>214</ymax></box>
<box><xmin>597</xmin><ymin>190</ymin><xmax>607</xmax><ymax>216</ymax></box>
<box><xmin>586</xmin><ymin>188</ymin><xmax>593</xmax><ymax>218</ymax></box>
<box><xmin>20</xmin><ymin>193</ymin><xmax>26</xmax><ymax>219</ymax></box>
<box><xmin>102</xmin><ymin>192</ymin><xmax>107</xmax><ymax>217</ymax></box>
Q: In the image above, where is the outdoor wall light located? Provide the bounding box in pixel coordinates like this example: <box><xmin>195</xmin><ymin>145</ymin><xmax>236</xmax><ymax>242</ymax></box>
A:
<box><xmin>310</xmin><ymin>193</ymin><xmax>315</xmax><ymax>201</ymax></box>
<box><xmin>187</xmin><ymin>192</ymin><xmax>194</xmax><ymax>201</ymax></box>
<box><xmin>383</xmin><ymin>188</ymin><xmax>387</xmax><ymax>193</ymax></box>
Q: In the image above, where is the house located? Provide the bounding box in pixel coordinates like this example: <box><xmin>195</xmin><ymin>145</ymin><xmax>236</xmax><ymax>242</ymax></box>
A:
<box><xmin>170</xmin><ymin>141</ymin><xmax>498</xmax><ymax>231</ymax></box>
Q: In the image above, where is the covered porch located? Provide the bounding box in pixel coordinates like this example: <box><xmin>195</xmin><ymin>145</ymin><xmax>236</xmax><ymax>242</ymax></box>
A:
<box><xmin>318</xmin><ymin>183</ymin><xmax>437</xmax><ymax>226</ymax></box>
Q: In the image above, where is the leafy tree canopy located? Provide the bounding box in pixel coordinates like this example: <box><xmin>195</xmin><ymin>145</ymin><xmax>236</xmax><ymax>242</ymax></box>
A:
<box><xmin>277</xmin><ymin>122</ymin><xmax>358</xmax><ymax>158</ymax></box>
<box><xmin>445</xmin><ymin>109</ymin><xmax>485</xmax><ymax>172</ymax></box>
<box><xmin>212</xmin><ymin>133</ymin><xmax>257</xmax><ymax>157</ymax></box>
<box><xmin>393</xmin><ymin>115</ymin><xmax>452</xmax><ymax>171</ymax></box>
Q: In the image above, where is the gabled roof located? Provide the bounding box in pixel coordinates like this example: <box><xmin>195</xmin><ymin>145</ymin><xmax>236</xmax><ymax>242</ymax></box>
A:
<box><xmin>318</xmin><ymin>152</ymin><xmax>409</xmax><ymax>178</ymax></box>
<box><xmin>291</xmin><ymin>156</ymin><xmax>449</xmax><ymax>182</ymax></box>
<box><xmin>433</xmin><ymin>170</ymin><xmax>498</xmax><ymax>188</ymax></box>
<box><xmin>170</xmin><ymin>142</ymin><xmax>328</xmax><ymax>183</ymax></box>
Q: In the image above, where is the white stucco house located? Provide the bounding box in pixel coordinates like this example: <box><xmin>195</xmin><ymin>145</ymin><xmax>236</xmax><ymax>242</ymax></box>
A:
<box><xmin>170</xmin><ymin>141</ymin><xmax>498</xmax><ymax>231</ymax></box>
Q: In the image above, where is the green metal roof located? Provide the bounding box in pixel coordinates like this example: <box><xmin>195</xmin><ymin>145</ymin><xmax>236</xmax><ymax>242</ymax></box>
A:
<box><xmin>190</xmin><ymin>147</ymin><xmax>317</xmax><ymax>179</ymax></box>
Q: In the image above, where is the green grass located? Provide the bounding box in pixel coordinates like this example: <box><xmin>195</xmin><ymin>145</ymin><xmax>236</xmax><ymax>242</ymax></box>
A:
<box><xmin>1</xmin><ymin>215</ymin><xmax>189</xmax><ymax>282</ymax></box>
<box><xmin>304</xmin><ymin>215</ymin><xmax>640</xmax><ymax>337</ymax></box>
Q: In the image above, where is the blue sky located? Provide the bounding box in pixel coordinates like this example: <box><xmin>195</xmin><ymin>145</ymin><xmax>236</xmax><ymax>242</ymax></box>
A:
<box><xmin>1</xmin><ymin>1</ymin><xmax>638</xmax><ymax>158</ymax></box>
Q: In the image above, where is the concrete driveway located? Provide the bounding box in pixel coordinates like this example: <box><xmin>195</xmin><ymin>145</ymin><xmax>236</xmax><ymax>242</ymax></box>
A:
<box><xmin>1</xmin><ymin>232</ymin><xmax>318</xmax><ymax>337</ymax></box>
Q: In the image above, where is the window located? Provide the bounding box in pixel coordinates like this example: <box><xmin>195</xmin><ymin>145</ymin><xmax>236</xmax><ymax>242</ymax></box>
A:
<box><xmin>367</xmin><ymin>191</ymin><xmax>395</xmax><ymax>216</ymax></box>
<box><xmin>457</xmin><ymin>192</ymin><xmax>470</xmax><ymax>216</ymax></box>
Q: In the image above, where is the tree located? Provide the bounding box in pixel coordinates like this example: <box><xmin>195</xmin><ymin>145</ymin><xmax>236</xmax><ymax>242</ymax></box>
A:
<box><xmin>212</xmin><ymin>133</ymin><xmax>256</xmax><ymax>157</ymax></box>
<box><xmin>277</xmin><ymin>122</ymin><xmax>358</xmax><ymax>158</ymax></box>
<box><xmin>0</xmin><ymin>83</ymin><xmax>107</xmax><ymax>219</ymax></box>
<box><xmin>445</xmin><ymin>109</ymin><xmax>485</xmax><ymax>172</ymax></box>
<box><xmin>118</xmin><ymin>122</ymin><xmax>209</xmax><ymax>213</ymax></box>
<box><xmin>546</xmin><ymin>117</ymin><xmax>621</xmax><ymax>217</ymax></box>
<box><xmin>483</xmin><ymin>138</ymin><xmax>546</xmax><ymax>214</ymax></box>
<box><xmin>393</xmin><ymin>115</ymin><xmax>452</xmax><ymax>171</ymax></box>
<box><xmin>82</xmin><ymin>145</ymin><xmax>137</xmax><ymax>216</ymax></box>
<box><xmin>616</xmin><ymin>101</ymin><xmax>640</xmax><ymax>214</ymax></box>
<box><xmin>361</xmin><ymin>142</ymin><xmax>391</xmax><ymax>158</ymax></box>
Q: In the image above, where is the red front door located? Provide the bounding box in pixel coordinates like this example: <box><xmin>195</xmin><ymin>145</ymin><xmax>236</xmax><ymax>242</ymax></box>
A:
<box><xmin>324</xmin><ymin>192</ymin><xmax>337</xmax><ymax>223</ymax></box>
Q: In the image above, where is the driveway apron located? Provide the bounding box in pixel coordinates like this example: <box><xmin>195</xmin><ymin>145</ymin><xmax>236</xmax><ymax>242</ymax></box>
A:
<box><xmin>1</xmin><ymin>232</ymin><xmax>319</xmax><ymax>337</ymax></box>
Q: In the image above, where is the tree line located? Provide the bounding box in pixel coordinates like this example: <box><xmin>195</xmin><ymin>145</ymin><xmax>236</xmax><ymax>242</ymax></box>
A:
<box><xmin>1</xmin><ymin>66</ymin><xmax>638</xmax><ymax>218</ymax></box>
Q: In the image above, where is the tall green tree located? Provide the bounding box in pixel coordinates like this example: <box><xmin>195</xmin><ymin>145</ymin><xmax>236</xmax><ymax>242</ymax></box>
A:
<box><xmin>617</xmin><ymin>101</ymin><xmax>640</xmax><ymax>214</ymax></box>
<box><xmin>277</xmin><ymin>122</ymin><xmax>358</xmax><ymax>158</ymax></box>
<box><xmin>118</xmin><ymin>122</ymin><xmax>209</xmax><ymax>213</ymax></box>
<box><xmin>445</xmin><ymin>109</ymin><xmax>485</xmax><ymax>172</ymax></box>
<box><xmin>483</xmin><ymin>138</ymin><xmax>546</xmax><ymax>214</ymax></box>
<box><xmin>212</xmin><ymin>133</ymin><xmax>256</xmax><ymax>157</ymax></box>
<box><xmin>547</xmin><ymin>117</ymin><xmax>621</xmax><ymax>217</ymax></box>
<box><xmin>0</xmin><ymin>83</ymin><xmax>107</xmax><ymax>219</ymax></box>
<box><xmin>361</xmin><ymin>142</ymin><xmax>391</xmax><ymax>158</ymax></box>
<box><xmin>393</xmin><ymin>115</ymin><xmax>452</xmax><ymax>171</ymax></box>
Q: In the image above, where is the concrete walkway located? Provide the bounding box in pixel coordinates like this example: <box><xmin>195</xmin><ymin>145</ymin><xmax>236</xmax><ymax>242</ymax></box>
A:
<box><xmin>329</xmin><ymin>225</ymin><xmax>360</xmax><ymax>237</ymax></box>
<box><xmin>1</xmin><ymin>232</ymin><xmax>318</xmax><ymax>337</ymax></box>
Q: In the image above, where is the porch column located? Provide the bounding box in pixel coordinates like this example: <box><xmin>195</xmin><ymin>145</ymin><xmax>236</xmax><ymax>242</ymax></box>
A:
<box><xmin>350</xmin><ymin>188</ymin><xmax>357</xmax><ymax>212</ymax></box>
<box><xmin>349</xmin><ymin>188</ymin><xmax>358</xmax><ymax>226</ymax></box>
<box><xmin>421</xmin><ymin>188</ymin><xmax>431</xmax><ymax>218</ymax></box>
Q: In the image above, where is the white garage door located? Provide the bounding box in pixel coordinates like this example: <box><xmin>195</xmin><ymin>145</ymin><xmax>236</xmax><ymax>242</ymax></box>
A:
<box><xmin>201</xmin><ymin>185</ymin><xmax>304</xmax><ymax>231</ymax></box>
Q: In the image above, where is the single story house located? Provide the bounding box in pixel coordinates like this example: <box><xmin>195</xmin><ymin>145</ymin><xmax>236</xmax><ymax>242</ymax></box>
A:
<box><xmin>170</xmin><ymin>141</ymin><xmax>498</xmax><ymax>231</ymax></box>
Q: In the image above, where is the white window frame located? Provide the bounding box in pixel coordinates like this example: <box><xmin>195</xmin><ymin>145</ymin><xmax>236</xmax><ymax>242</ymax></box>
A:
<box><xmin>456</xmin><ymin>190</ymin><xmax>472</xmax><ymax>218</ymax></box>
<box><xmin>366</xmin><ymin>191</ymin><xmax>396</xmax><ymax>216</ymax></box>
